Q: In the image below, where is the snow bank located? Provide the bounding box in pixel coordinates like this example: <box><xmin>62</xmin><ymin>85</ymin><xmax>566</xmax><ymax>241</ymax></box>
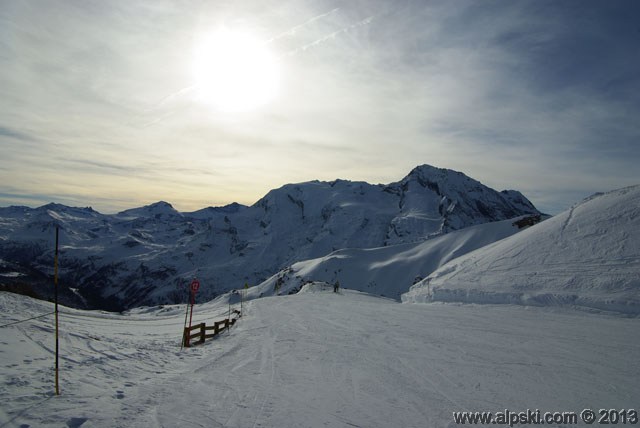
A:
<box><xmin>403</xmin><ymin>185</ymin><xmax>640</xmax><ymax>314</ymax></box>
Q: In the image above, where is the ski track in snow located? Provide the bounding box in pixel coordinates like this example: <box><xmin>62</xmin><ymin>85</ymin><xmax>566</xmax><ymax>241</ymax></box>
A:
<box><xmin>1</xmin><ymin>290</ymin><xmax>639</xmax><ymax>428</ymax></box>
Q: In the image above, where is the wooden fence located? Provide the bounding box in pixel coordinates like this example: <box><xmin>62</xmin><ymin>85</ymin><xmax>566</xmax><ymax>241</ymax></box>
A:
<box><xmin>182</xmin><ymin>310</ymin><xmax>241</xmax><ymax>348</ymax></box>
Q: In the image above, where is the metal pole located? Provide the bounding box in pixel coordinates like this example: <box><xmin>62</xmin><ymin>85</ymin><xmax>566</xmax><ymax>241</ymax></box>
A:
<box><xmin>54</xmin><ymin>226</ymin><xmax>60</xmax><ymax>396</ymax></box>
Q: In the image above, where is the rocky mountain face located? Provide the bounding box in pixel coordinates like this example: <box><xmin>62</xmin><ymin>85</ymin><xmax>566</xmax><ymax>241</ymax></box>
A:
<box><xmin>0</xmin><ymin>165</ymin><xmax>540</xmax><ymax>310</ymax></box>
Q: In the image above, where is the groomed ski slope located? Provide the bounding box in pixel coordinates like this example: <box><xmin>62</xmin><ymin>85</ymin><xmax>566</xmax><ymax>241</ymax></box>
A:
<box><xmin>2</xmin><ymin>288</ymin><xmax>639</xmax><ymax>428</ymax></box>
<box><xmin>404</xmin><ymin>186</ymin><xmax>640</xmax><ymax>314</ymax></box>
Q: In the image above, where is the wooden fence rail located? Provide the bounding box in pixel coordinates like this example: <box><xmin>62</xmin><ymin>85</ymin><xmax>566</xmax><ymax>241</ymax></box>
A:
<box><xmin>183</xmin><ymin>310</ymin><xmax>241</xmax><ymax>348</ymax></box>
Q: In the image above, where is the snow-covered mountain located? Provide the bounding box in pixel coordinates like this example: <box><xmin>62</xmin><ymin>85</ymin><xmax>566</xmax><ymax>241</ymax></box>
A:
<box><xmin>403</xmin><ymin>185</ymin><xmax>640</xmax><ymax>314</ymax></box>
<box><xmin>0</xmin><ymin>165</ymin><xmax>540</xmax><ymax>310</ymax></box>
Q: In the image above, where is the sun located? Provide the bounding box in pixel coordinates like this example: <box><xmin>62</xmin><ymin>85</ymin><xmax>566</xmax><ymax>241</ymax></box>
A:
<box><xmin>192</xmin><ymin>28</ymin><xmax>280</xmax><ymax>112</ymax></box>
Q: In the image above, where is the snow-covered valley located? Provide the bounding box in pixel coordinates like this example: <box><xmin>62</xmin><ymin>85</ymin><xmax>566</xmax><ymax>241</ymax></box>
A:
<box><xmin>1</xmin><ymin>290</ymin><xmax>638</xmax><ymax>428</ymax></box>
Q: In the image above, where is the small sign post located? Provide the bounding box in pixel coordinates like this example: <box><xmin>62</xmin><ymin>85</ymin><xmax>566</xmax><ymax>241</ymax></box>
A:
<box><xmin>188</xmin><ymin>278</ymin><xmax>200</xmax><ymax>330</ymax></box>
<box><xmin>190</xmin><ymin>278</ymin><xmax>200</xmax><ymax>297</ymax></box>
<box><xmin>181</xmin><ymin>278</ymin><xmax>200</xmax><ymax>348</ymax></box>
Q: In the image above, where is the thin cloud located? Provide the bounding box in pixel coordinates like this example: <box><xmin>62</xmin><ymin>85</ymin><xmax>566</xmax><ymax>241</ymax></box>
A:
<box><xmin>281</xmin><ymin>15</ymin><xmax>374</xmax><ymax>58</ymax></box>
<box><xmin>267</xmin><ymin>8</ymin><xmax>341</xmax><ymax>43</ymax></box>
<box><xmin>0</xmin><ymin>126</ymin><xmax>39</xmax><ymax>142</ymax></box>
<box><xmin>0</xmin><ymin>0</ymin><xmax>638</xmax><ymax>214</ymax></box>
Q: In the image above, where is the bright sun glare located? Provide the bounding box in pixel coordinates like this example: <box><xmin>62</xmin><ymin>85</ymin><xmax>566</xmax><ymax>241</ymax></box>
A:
<box><xmin>192</xmin><ymin>29</ymin><xmax>279</xmax><ymax>112</ymax></box>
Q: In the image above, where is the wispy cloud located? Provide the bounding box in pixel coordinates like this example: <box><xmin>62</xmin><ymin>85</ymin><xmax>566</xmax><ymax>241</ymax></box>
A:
<box><xmin>267</xmin><ymin>8</ymin><xmax>341</xmax><ymax>43</ymax></box>
<box><xmin>0</xmin><ymin>126</ymin><xmax>40</xmax><ymax>141</ymax></box>
<box><xmin>281</xmin><ymin>15</ymin><xmax>374</xmax><ymax>58</ymax></box>
<box><xmin>1</xmin><ymin>0</ymin><xmax>638</xmax><ymax>214</ymax></box>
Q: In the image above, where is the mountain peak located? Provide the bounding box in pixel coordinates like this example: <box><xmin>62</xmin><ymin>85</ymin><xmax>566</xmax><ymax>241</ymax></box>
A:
<box><xmin>38</xmin><ymin>202</ymin><xmax>68</xmax><ymax>211</ymax></box>
<box><xmin>117</xmin><ymin>201</ymin><xmax>181</xmax><ymax>218</ymax></box>
<box><xmin>33</xmin><ymin>203</ymin><xmax>100</xmax><ymax>219</ymax></box>
<box><xmin>405</xmin><ymin>164</ymin><xmax>470</xmax><ymax>182</ymax></box>
<box><xmin>408</xmin><ymin>164</ymin><xmax>445</xmax><ymax>175</ymax></box>
<box><xmin>148</xmin><ymin>201</ymin><xmax>174</xmax><ymax>210</ymax></box>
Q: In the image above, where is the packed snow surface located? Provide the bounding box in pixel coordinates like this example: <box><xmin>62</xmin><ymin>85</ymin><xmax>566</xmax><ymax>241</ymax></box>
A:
<box><xmin>404</xmin><ymin>186</ymin><xmax>640</xmax><ymax>314</ymax></box>
<box><xmin>2</xmin><ymin>290</ymin><xmax>638</xmax><ymax>427</ymax></box>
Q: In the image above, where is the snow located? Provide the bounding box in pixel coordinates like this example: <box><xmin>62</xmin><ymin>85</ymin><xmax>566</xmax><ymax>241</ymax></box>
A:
<box><xmin>2</xmin><ymin>290</ymin><xmax>639</xmax><ymax>427</ymax></box>
<box><xmin>117</xmin><ymin>201</ymin><xmax>183</xmax><ymax>220</ymax></box>
<box><xmin>403</xmin><ymin>186</ymin><xmax>640</xmax><ymax>314</ymax></box>
<box><xmin>248</xmin><ymin>216</ymin><xmax>530</xmax><ymax>300</ymax></box>
<box><xmin>2</xmin><ymin>177</ymin><xmax>638</xmax><ymax>426</ymax></box>
<box><xmin>0</xmin><ymin>164</ymin><xmax>541</xmax><ymax>309</ymax></box>
<box><xmin>0</xmin><ymin>272</ymin><xmax>24</xmax><ymax>278</ymax></box>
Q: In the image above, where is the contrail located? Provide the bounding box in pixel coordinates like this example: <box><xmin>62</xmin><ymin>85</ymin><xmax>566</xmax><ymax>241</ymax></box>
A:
<box><xmin>266</xmin><ymin>8</ymin><xmax>340</xmax><ymax>43</ymax></box>
<box><xmin>281</xmin><ymin>15</ymin><xmax>374</xmax><ymax>58</ymax></box>
<box><xmin>139</xmin><ymin>8</ymin><xmax>370</xmax><ymax>126</ymax></box>
<box><xmin>130</xmin><ymin>84</ymin><xmax>194</xmax><ymax>128</ymax></box>
<box><xmin>144</xmin><ymin>9</ymin><xmax>343</xmax><ymax>115</ymax></box>
<box><xmin>153</xmin><ymin>84</ymin><xmax>197</xmax><ymax>110</ymax></box>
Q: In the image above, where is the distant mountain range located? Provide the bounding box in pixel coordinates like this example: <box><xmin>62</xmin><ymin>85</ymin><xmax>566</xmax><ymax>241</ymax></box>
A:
<box><xmin>0</xmin><ymin>164</ymin><xmax>540</xmax><ymax>310</ymax></box>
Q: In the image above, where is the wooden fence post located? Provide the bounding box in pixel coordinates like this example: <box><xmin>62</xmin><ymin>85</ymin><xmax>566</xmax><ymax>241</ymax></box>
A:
<box><xmin>183</xmin><ymin>327</ymin><xmax>190</xmax><ymax>348</ymax></box>
<box><xmin>199</xmin><ymin>323</ymin><xmax>205</xmax><ymax>344</ymax></box>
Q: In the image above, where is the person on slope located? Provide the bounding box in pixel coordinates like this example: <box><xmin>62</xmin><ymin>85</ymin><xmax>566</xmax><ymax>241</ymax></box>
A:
<box><xmin>333</xmin><ymin>280</ymin><xmax>340</xmax><ymax>293</ymax></box>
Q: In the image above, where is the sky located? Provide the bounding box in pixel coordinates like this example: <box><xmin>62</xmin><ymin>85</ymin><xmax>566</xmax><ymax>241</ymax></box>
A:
<box><xmin>1</xmin><ymin>0</ymin><xmax>639</xmax><ymax>215</ymax></box>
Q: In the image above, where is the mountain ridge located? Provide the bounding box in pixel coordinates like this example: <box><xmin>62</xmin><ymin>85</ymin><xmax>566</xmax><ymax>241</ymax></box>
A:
<box><xmin>0</xmin><ymin>164</ymin><xmax>541</xmax><ymax>310</ymax></box>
